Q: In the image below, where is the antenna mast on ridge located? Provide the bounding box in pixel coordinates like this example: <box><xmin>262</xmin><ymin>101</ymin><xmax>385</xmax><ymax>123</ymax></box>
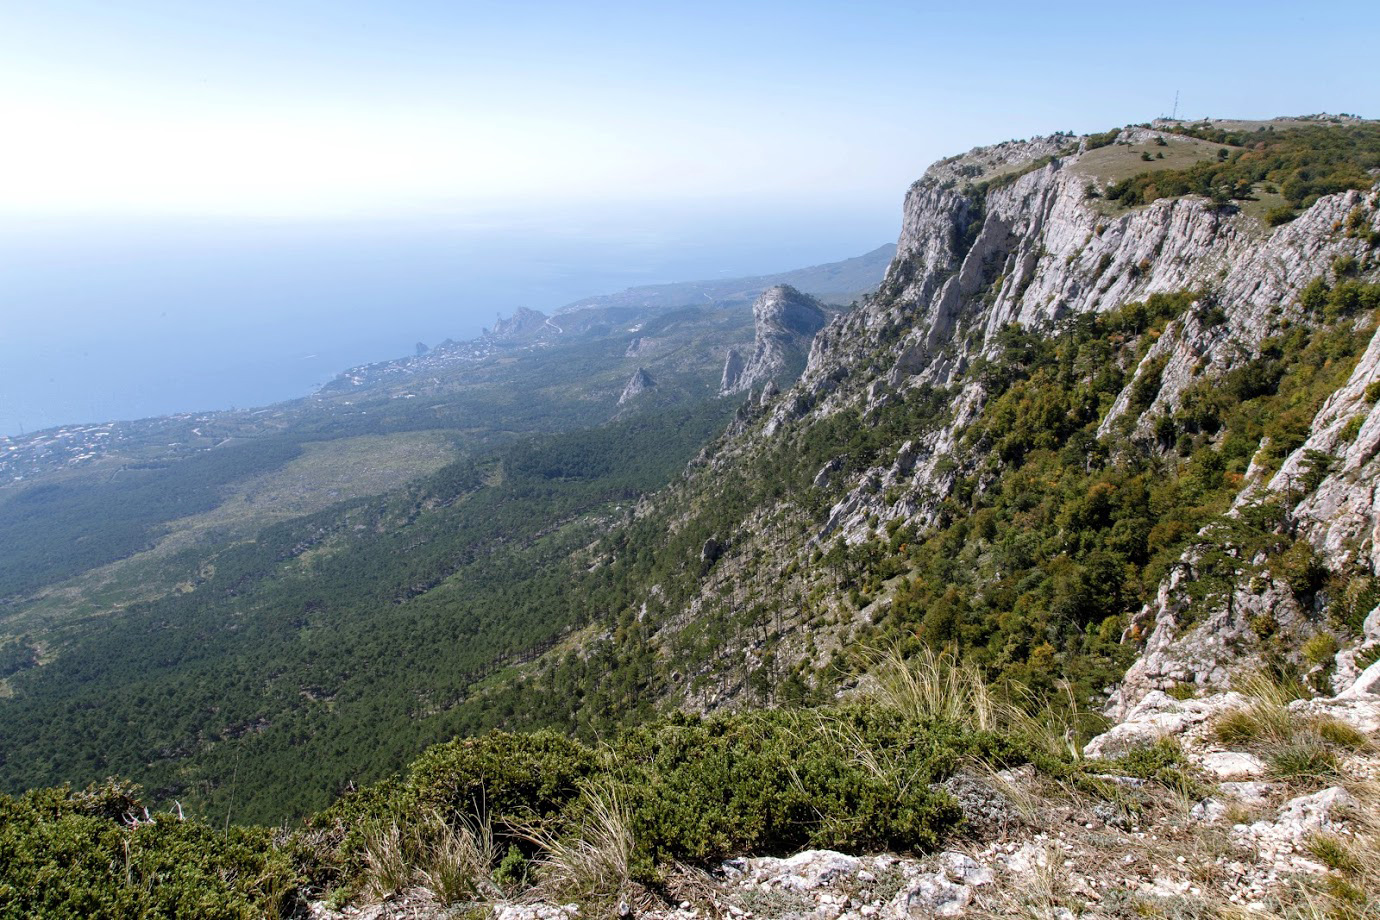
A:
<box><xmin>1171</xmin><ymin>90</ymin><xmax>1179</xmax><ymax>120</ymax></box>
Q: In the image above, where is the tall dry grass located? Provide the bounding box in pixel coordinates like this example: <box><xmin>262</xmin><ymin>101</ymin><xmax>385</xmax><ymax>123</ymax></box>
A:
<box><xmin>523</xmin><ymin>777</ymin><xmax>634</xmax><ymax>903</ymax></box>
<box><xmin>864</xmin><ymin>646</ymin><xmax>1083</xmax><ymax>759</ymax></box>
<box><xmin>419</xmin><ymin>811</ymin><xmax>502</xmax><ymax>905</ymax></box>
<box><xmin>361</xmin><ymin>810</ymin><xmax>502</xmax><ymax>906</ymax></box>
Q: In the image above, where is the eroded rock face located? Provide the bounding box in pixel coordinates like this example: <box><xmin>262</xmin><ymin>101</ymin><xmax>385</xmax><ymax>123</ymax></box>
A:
<box><xmin>627</xmin><ymin>124</ymin><xmax>1379</xmax><ymax>755</ymax></box>
<box><xmin>1114</xmin><ymin>215</ymin><xmax>1380</xmax><ymax>713</ymax></box>
<box><xmin>720</xmin><ymin>285</ymin><xmax>828</xmax><ymax>396</ymax></box>
<box><xmin>618</xmin><ymin>367</ymin><xmax>656</xmax><ymax>405</ymax></box>
<box><xmin>1083</xmin><ymin>690</ymin><xmax>1251</xmax><ymax>758</ymax></box>
<box><xmin>719</xmin><ymin>348</ymin><xmax>746</xmax><ymax>392</ymax></box>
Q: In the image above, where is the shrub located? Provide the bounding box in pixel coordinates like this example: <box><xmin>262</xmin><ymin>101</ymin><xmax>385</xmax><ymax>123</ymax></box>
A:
<box><xmin>1301</xmin><ymin>633</ymin><xmax>1339</xmax><ymax>667</ymax></box>
<box><xmin>1266</xmin><ymin>206</ymin><xmax>1297</xmax><ymax>227</ymax></box>
<box><xmin>0</xmin><ymin>783</ymin><xmax>301</xmax><ymax>919</ymax></box>
<box><xmin>1098</xmin><ymin>739</ymin><xmax>1206</xmax><ymax>799</ymax></box>
<box><xmin>1128</xmin><ymin>353</ymin><xmax>1169</xmax><ymax>413</ymax></box>
<box><xmin>613</xmin><ymin>707</ymin><xmax>972</xmax><ymax>869</ymax></box>
<box><xmin>1275</xmin><ymin>539</ymin><xmax>1328</xmax><ymax>596</ymax></box>
<box><xmin>406</xmin><ymin>731</ymin><xmax>599</xmax><ymax>832</ymax></box>
<box><xmin>1087</xmin><ymin>129</ymin><xmax>1121</xmax><ymax>150</ymax></box>
<box><xmin>1333</xmin><ymin>254</ymin><xmax>1360</xmax><ymax>277</ymax></box>
<box><xmin>1338</xmin><ymin>414</ymin><xmax>1364</xmax><ymax>443</ymax></box>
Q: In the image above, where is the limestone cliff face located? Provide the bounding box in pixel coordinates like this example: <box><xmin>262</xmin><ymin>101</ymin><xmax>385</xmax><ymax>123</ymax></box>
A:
<box><xmin>720</xmin><ymin>349</ymin><xmax>746</xmax><ymax>393</ymax></box>
<box><xmin>778</xmin><ymin>139</ymin><xmax>1374</xmax><ymax>527</ymax></box>
<box><xmin>720</xmin><ymin>285</ymin><xmax>828</xmax><ymax>396</ymax></box>
<box><xmin>662</xmin><ymin>125</ymin><xmax>1380</xmax><ymax>714</ymax></box>
<box><xmin>1117</xmin><ymin>244</ymin><xmax>1380</xmax><ymax>713</ymax></box>
<box><xmin>792</xmin><ymin>133</ymin><xmax>1379</xmax><ymax>712</ymax></box>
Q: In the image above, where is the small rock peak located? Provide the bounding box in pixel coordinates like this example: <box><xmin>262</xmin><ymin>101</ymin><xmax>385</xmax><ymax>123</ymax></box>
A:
<box><xmin>721</xmin><ymin>286</ymin><xmax>828</xmax><ymax>396</ymax></box>
<box><xmin>618</xmin><ymin>367</ymin><xmax>656</xmax><ymax>405</ymax></box>
<box><xmin>755</xmin><ymin>284</ymin><xmax>828</xmax><ymax>339</ymax></box>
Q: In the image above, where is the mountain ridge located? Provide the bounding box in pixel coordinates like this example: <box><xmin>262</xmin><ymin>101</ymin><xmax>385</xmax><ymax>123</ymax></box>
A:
<box><xmin>4</xmin><ymin>115</ymin><xmax>1380</xmax><ymax>918</ymax></box>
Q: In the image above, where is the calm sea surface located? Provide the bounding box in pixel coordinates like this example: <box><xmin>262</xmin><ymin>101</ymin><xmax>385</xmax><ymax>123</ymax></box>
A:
<box><xmin>0</xmin><ymin>205</ymin><xmax>892</xmax><ymax>435</ymax></box>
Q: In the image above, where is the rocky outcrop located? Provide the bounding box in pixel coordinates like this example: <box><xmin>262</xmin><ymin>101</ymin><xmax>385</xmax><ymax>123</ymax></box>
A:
<box><xmin>618</xmin><ymin>367</ymin><xmax>656</xmax><ymax>405</ymax></box>
<box><xmin>625</xmin><ymin>336</ymin><xmax>661</xmax><ymax>358</ymax></box>
<box><xmin>719</xmin><ymin>349</ymin><xmax>745</xmax><ymax>393</ymax></box>
<box><xmin>486</xmin><ymin>307</ymin><xmax>549</xmax><ymax>341</ymax></box>
<box><xmin>670</xmin><ymin>124</ymin><xmax>1380</xmax><ymax>723</ymax></box>
<box><xmin>746</xmin><ymin>134</ymin><xmax>1380</xmax><ymax>678</ymax></box>
<box><xmin>720</xmin><ymin>285</ymin><xmax>827</xmax><ymax>396</ymax></box>
<box><xmin>551</xmin><ymin>120</ymin><xmax>1380</xmax><ymax>758</ymax></box>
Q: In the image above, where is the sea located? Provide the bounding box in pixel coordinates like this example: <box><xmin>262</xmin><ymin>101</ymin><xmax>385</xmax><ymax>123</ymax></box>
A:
<box><xmin>0</xmin><ymin>203</ymin><xmax>893</xmax><ymax>436</ymax></box>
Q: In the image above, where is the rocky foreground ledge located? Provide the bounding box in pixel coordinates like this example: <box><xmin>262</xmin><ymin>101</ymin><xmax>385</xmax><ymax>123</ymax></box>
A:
<box><xmin>312</xmin><ymin>665</ymin><xmax>1380</xmax><ymax>920</ymax></box>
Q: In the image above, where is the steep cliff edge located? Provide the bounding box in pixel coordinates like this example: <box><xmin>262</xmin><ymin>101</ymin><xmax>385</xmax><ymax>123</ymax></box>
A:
<box><xmin>579</xmin><ymin>120</ymin><xmax>1380</xmax><ymax>722</ymax></box>
<box><xmin>778</xmin><ymin>129</ymin><xmax>1380</xmax><ymax>709</ymax></box>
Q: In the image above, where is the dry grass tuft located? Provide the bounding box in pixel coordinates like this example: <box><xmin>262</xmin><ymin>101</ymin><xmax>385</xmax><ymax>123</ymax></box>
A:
<box><xmin>1312</xmin><ymin>716</ymin><xmax>1368</xmax><ymax>750</ymax></box>
<box><xmin>1266</xmin><ymin>739</ymin><xmax>1340</xmax><ymax>784</ymax></box>
<box><xmin>1213</xmin><ymin>672</ymin><xmax>1305</xmax><ymax>746</ymax></box>
<box><xmin>865</xmin><ymin>646</ymin><xmax>1082</xmax><ymax>759</ymax></box>
<box><xmin>361</xmin><ymin>810</ymin><xmax>502</xmax><ymax>906</ymax></box>
<box><xmin>867</xmin><ymin>646</ymin><xmax>998</xmax><ymax>730</ymax></box>
<box><xmin>418</xmin><ymin>811</ymin><xmax>502</xmax><ymax>905</ymax></box>
<box><xmin>361</xmin><ymin>822</ymin><xmax>413</xmax><ymax>901</ymax></box>
<box><xmin>524</xmin><ymin>778</ymin><xmax>634</xmax><ymax>904</ymax></box>
<box><xmin>968</xmin><ymin>845</ymin><xmax>1079</xmax><ymax>919</ymax></box>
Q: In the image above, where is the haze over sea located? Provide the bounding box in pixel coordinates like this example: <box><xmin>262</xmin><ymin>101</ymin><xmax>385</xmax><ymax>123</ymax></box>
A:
<box><xmin>6</xmin><ymin>1</ymin><xmax>1365</xmax><ymax>439</ymax></box>
<box><xmin>0</xmin><ymin>204</ymin><xmax>892</xmax><ymax>436</ymax></box>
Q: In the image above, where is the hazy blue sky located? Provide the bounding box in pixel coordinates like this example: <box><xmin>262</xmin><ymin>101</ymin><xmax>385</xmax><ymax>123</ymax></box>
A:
<box><xmin>3</xmin><ymin>0</ymin><xmax>1376</xmax><ymax>219</ymax></box>
<box><xmin>1</xmin><ymin>1</ymin><xmax>1377</xmax><ymax>435</ymax></box>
